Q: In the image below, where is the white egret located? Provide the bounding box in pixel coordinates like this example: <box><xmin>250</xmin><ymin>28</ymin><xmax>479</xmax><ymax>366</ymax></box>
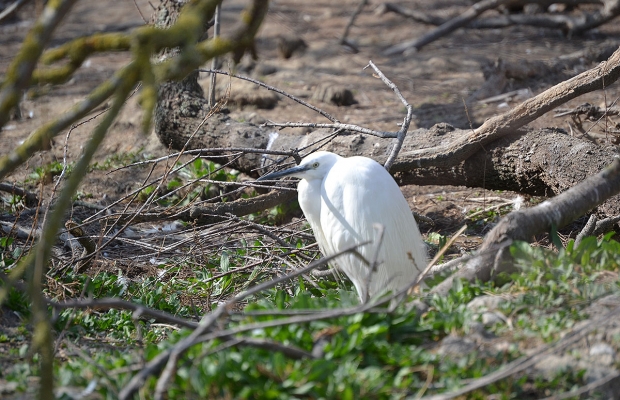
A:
<box><xmin>259</xmin><ymin>151</ymin><xmax>427</xmax><ymax>302</ymax></box>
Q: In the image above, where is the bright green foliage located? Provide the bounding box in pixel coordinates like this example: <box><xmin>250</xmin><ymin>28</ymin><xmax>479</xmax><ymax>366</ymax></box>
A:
<box><xmin>88</xmin><ymin>149</ymin><xmax>145</xmax><ymax>171</ymax></box>
<box><xmin>3</xmin><ymin>234</ymin><xmax>620</xmax><ymax>398</ymax></box>
<box><xmin>503</xmin><ymin>234</ymin><xmax>620</xmax><ymax>342</ymax></box>
<box><xmin>142</xmin><ymin>159</ymin><xmax>240</xmax><ymax>206</ymax></box>
<box><xmin>28</xmin><ymin>161</ymin><xmax>68</xmax><ymax>184</ymax></box>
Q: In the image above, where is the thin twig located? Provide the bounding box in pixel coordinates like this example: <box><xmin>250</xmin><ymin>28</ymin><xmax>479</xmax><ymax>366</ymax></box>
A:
<box><xmin>119</xmin><ymin>241</ymin><xmax>370</xmax><ymax>400</ymax></box>
<box><xmin>539</xmin><ymin>370</ymin><xmax>620</xmax><ymax>400</ymax></box>
<box><xmin>384</xmin><ymin>0</ymin><xmax>512</xmax><ymax>55</ymax></box>
<box><xmin>0</xmin><ymin>0</ymin><xmax>28</xmax><ymax>23</ymax></box>
<box><xmin>199</xmin><ymin>68</ymin><xmax>338</xmax><ymax>123</ymax></box>
<box><xmin>363</xmin><ymin>60</ymin><xmax>413</xmax><ymax>170</ymax></box>
<box><xmin>208</xmin><ymin>6</ymin><xmax>221</xmax><ymax>108</ymax></box>
<box><xmin>48</xmin><ymin>297</ymin><xmax>198</xmax><ymax>329</ymax></box>
<box><xmin>131</xmin><ymin>0</ymin><xmax>147</xmax><ymax>24</ymax></box>
<box><xmin>339</xmin><ymin>0</ymin><xmax>368</xmax><ymax>50</ymax></box>
<box><xmin>574</xmin><ymin>214</ymin><xmax>597</xmax><ymax>248</ymax></box>
<box><xmin>113</xmin><ymin>147</ymin><xmax>300</xmax><ymax>171</ymax></box>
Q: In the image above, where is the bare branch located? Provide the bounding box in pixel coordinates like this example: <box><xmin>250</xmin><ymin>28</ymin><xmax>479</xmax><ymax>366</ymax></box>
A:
<box><xmin>198</xmin><ymin>68</ymin><xmax>338</xmax><ymax>123</ymax></box>
<box><xmin>0</xmin><ymin>0</ymin><xmax>29</xmax><ymax>23</ymax></box>
<box><xmin>384</xmin><ymin>0</ymin><xmax>512</xmax><ymax>55</ymax></box>
<box><xmin>395</xmin><ymin>45</ymin><xmax>620</xmax><ymax>171</ymax></box>
<box><xmin>431</xmin><ymin>156</ymin><xmax>620</xmax><ymax>296</ymax></box>
<box><xmin>48</xmin><ymin>297</ymin><xmax>199</xmax><ymax>329</ymax></box>
<box><xmin>339</xmin><ymin>0</ymin><xmax>368</xmax><ymax>50</ymax></box>
<box><xmin>363</xmin><ymin>60</ymin><xmax>413</xmax><ymax>170</ymax></box>
<box><xmin>0</xmin><ymin>0</ymin><xmax>78</xmax><ymax>130</ymax></box>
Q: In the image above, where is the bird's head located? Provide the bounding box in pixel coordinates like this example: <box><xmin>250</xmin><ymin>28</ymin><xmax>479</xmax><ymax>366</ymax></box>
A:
<box><xmin>257</xmin><ymin>151</ymin><xmax>341</xmax><ymax>182</ymax></box>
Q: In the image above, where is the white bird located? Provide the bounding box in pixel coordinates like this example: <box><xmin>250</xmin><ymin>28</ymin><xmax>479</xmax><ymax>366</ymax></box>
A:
<box><xmin>259</xmin><ymin>151</ymin><xmax>427</xmax><ymax>303</ymax></box>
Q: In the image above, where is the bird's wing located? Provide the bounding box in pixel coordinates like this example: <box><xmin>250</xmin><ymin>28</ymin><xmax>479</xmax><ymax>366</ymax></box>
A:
<box><xmin>321</xmin><ymin>157</ymin><xmax>427</xmax><ymax>299</ymax></box>
<box><xmin>297</xmin><ymin>179</ymin><xmax>338</xmax><ymax>270</ymax></box>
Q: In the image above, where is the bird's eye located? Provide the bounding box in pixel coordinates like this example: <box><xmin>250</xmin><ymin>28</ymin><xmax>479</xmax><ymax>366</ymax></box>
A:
<box><xmin>312</xmin><ymin>162</ymin><xmax>320</xmax><ymax>168</ymax></box>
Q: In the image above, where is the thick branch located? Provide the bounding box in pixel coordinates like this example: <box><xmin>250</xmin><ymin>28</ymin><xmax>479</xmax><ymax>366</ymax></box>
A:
<box><xmin>384</xmin><ymin>0</ymin><xmax>512</xmax><ymax>55</ymax></box>
<box><xmin>380</xmin><ymin>0</ymin><xmax>618</xmax><ymax>53</ymax></box>
<box><xmin>0</xmin><ymin>0</ymin><xmax>78</xmax><ymax>130</ymax></box>
<box><xmin>394</xmin><ymin>45</ymin><xmax>620</xmax><ymax>170</ymax></box>
<box><xmin>431</xmin><ymin>156</ymin><xmax>620</xmax><ymax>297</ymax></box>
<box><xmin>107</xmin><ymin>186</ymin><xmax>295</xmax><ymax>225</ymax></box>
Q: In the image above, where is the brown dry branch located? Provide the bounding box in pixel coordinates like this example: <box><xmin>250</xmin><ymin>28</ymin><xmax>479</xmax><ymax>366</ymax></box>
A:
<box><xmin>198</xmin><ymin>68</ymin><xmax>339</xmax><ymax>123</ymax></box>
<box><xmin>102</xmin><ymin>187</ymin><xmax>296</xmax><ymax>226</ymax></box>
<box><xmin>339</xmin><ymin>0</ymin><xmax>369</xmax><ymax>51</ymax></box>
<box><xmin>363</xmin><ymin>60</ymin><xmax>413</xmax><ymax>170</ymax></box>
<box><xmin>574</xmin><ymin>213</ymin><xmax>598</xmax><ymax>247</ymax></box>
<box><xmin>383</xmin><ymin>0</ymin><xmax>513</xmax><ymax>56</ymax></box>
<box><xmin>375</xmin><ymin>2</ymin><xmax>445</xmax><ymax>26</ymax></box>
<box><xmin>554</xmin><ymin>102</ymin><xmax>620</xmax><ymax>119</ymax></box>
<box><xmin>430</xmin><ymin>156</ymin><xmax>620</xmax><ymax>297</ymax></box>
<box><xmin>0</xmin><ymin>0</ymin><xmax>29</xmax><ymax>23</ymax></box>
<box><xmin>0</xmin><ymin>0</ymin><xmax>78</xmax><ymax>130</ymax></box>
<box><xmin>48</xmin><ymin>297</ymin><xmax>199</xmax><ymax>329</ymax></box>
<box><xmin>381</xmin><ymin>0</ymin><xmax>620</xmax><ymax>55</ymax></box>
<box><xmin>395</xmin><ymin>42</ymin><xmax>620</xmax><ymax>170</ymax></box>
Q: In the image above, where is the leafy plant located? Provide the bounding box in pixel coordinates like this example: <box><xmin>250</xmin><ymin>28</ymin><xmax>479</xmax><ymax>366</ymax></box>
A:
<box><xmin>28</xmin><ymin>161</ymin><xmax>69</xmax><ymax>184</ymax></box>
<box><xmin>88</xmin><ymin>149</ymin><xmax>145</xmax><ymax>171</ymax></box>
<box><xmin>4</xmin><ymin>235</ymin><xmax>620</xmax><ymax>399</ymax></box>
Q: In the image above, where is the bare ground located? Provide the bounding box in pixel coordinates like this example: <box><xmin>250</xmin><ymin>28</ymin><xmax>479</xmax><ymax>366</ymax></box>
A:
<box><xmin>0</xmin><ymin>1</ymin><xmax>618</xmax><ymax>285</ymax></box>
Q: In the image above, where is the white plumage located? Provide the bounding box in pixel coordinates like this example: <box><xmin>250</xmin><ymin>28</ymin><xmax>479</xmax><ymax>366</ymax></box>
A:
<box><xmin>259</xmin><ymin>151</ymin><xmax>427</xmax><ymax>302</ymax></box>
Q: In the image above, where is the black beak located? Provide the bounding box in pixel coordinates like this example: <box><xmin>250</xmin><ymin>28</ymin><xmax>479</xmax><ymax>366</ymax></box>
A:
<box><xmin>256</xmin><ymin>165</ymin><xmax>308</xmax><ymax>181</ymax></box>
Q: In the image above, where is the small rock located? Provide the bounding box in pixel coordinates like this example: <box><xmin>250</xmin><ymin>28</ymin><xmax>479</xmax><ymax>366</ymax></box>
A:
<box><xmin>589</xmin><ymin>343</ymin><xmax>616</xmax><ymax>366</ymax></box>
<box><xmin>277</xmin><ymin>35</ymin><xmax>307</xmax><ymax>59</ymax></box>
<box><xmin>481</xmin><ymin>311</ymin><xmax>505</xmax><ymax>326</ymax></box>
<box><xmin>254</xmin><ymin>63</ymin><xmax>278</xmax><ymax>76</ymax></box>
<box><xmin>438</xmin><ymin>335</ymin><xmax>476</xmax><ymax>356</ymax></box>
<box><xmin>467</xmin><ymin>295</ymin><xmax>506</xmax><ymax>312</ymax></box>
<box><xmin>311</xmin><ymin>83</ymin><xmax>356</xmax><ymax>106</ymax></box>
<box><xmin>534</xmin><ymin>354</ymin><xmax>575</xmax><ymax>378</ymax></box>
